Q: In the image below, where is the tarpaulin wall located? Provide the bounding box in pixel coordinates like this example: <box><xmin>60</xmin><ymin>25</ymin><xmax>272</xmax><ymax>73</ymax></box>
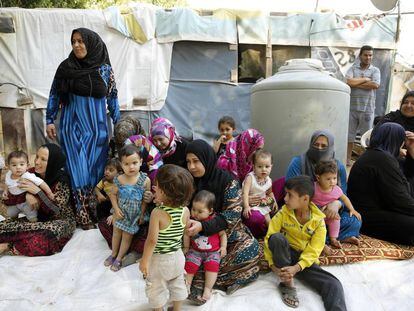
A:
<box><xmin>154</xmin><ymin>41</ymin><xmax>252</xmax><ymax>141</ymax></box>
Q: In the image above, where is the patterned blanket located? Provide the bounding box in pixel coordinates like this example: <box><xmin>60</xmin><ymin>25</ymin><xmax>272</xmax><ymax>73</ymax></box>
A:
<box><xmin>258</xmin><ymin>235</ymin><xmax>414</xmax><ymax>271</ymax></box>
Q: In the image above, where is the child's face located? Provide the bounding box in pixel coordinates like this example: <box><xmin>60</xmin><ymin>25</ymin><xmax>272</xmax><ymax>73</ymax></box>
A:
<box><xmin>191</xmin><ymin>201</ymin><xmax>212</xmax><ymax>221</ymax></box>
<box><xmin>9</xmin><ymin>157</ymin><xmax>28</xmax><ymax>177</ymax></box>
<box><xmin>104</xmin><ymin>165</ymin><xmax>118</xmax><ymax>182</ymax></box>
<box><xmin>121</xmin><ymin>153</ymin><xmax>142</xmax><ymax>177</ymax></box>
<box><xmin>253</xmin><ymin>156</ymin><xmax>272</xmax><ymax>179</ymax></box>
<box><xmin>218</xmin><ymin>122</ymin><xmax>235</xmax><ymax>142</ymax></box>
<box><xmin>316</xmin><ymin>172</ymin><xmax>337</xmax><ymax>190</ymax></box>
<box><xmin>284</xmin><ymin>189</ymin><xmax>308</xmax><ymax>210</ymax></box>
<box><xmin>152</xmin><ymin>181</ymin><xmax>167</xmax><ymax>205</ymax></box>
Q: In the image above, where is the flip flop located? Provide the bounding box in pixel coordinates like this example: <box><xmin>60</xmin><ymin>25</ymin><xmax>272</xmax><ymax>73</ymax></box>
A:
<box><xmin>278</xmin><ymin>283</ymin><xmax>299</xmax><ymax>308</ymax></box>
<box><xmin>110</xmin><ymin>259</ymin><xmax>122</xmax><ymax>272</ymax></box>
<box><xmin>121</xmin><ymin>251</ymin><xmax>142</xmax><ymax>267</ymax></box>
<box><xmin>187</xmin><ymin>293</ymin><xmax>206</xmax><ymax>306</ymax></box>
<box><xmin>104</xmin><ymin>255</ymin><xmax>115</xmax><ymax>267</ymax></box>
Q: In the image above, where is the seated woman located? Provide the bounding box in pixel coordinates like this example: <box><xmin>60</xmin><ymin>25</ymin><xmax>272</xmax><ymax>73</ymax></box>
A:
<box><xmin>149</xmin><ymin>117</ymin><xmax>189</xmax><ymax>168</ymax></box>
<box><xmin>376</xmin><ymin>91</ymin><xmax>414</xmax><ymax>133</ymax></box>
<box><xmin>217</xmin><ymin>128</ymin><xmax>264</xmax><ymax>181</ymax></box>
<box><xmin>0</xmin><ymin>144</ymin><xmax>76</xmax><ymax>256</ymax></box>
<box><xmin>348</xmin><ymin>123</ymin><xmax>414</xmax><ymax>245</ymax></box>
<box><xmin>186</xmin><ymin>140</ymin><xmax>260</xmax><ymax>303</ymax></box>
<box><xmin>286</xmin><ymin>130</ymin><xmax>361</xmax><ymax>244</ymax></box>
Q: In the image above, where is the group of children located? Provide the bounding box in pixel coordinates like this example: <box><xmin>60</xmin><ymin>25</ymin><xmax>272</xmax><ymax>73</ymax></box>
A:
<box><xmin>0</xmin><ymin>115</ymin><xmax>361</xmax><ymax>310</ymax></box>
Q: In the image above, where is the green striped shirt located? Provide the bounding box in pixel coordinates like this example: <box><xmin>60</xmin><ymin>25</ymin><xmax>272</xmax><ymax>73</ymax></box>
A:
<box><xmin>154</xmin><ymin>205</ymin><xmax>185</xmax><ymax>254</ymax></box>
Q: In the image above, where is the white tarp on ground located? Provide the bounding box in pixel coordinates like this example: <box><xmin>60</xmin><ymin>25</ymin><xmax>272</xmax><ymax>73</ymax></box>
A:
<box><xmin>0</xmin><ymin>7</ymin><xmax>173</xmax><ymax>111</ymax></box>
<box><xmin>0</xmin><ymin>224</ymin><xmax>413</xmax><ymax>311</ymax></box>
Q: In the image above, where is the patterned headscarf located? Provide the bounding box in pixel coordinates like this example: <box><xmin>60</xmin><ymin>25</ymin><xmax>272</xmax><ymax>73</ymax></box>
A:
<box><xmin>369</xmin><ymin>123</ymin><xmax>405</xmax><ymax>158</ymax></box>
<box><xmin>114</xmin><ymin>115</ymin><xmax>146</xmax><ymax>151</ymax></box>
<box><xmin>149</xmin><ymin>117</ymin><xmax>181</xmax><ymax>158</ymax></box>
<box><xmin>217</xmin><ymin>129</ymin><xmax>264</xmax><ymax>181</ymax></box>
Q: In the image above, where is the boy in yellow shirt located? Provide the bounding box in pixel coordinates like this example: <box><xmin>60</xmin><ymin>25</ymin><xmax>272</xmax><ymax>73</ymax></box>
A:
<box><xmin>264</xmin><ymin>176</ymin><xmax>346</xmax><ymax>310</ymax></box>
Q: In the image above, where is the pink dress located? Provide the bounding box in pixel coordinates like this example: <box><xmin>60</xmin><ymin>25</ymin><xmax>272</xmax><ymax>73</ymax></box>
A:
<box><xmin>312</xmin><ymin>182</ymin><xmax>343</xmax><ymax>239</ymax></box>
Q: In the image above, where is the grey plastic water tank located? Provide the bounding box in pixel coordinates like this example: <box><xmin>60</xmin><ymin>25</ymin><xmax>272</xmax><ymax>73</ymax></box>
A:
<box><xmin>251</xmin><ymin>59</ymin><xmax>351</xmax><ymax>179</ymax></box>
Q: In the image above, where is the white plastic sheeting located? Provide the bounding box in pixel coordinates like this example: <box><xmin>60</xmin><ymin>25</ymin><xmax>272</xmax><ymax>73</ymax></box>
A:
<box><xmin>155</xmin><ymin>8</ymin><xmax>237</xmax><ymax>44</ymax></box>
<box><xmin>0</xmin><ymin>8</ymin><xmax>173</xmax><ymax>111</ymax></box>
<box><xmin>0</xmin><ymin>223</ymin><xmax>413</xmax><ymax>311</ymax></box>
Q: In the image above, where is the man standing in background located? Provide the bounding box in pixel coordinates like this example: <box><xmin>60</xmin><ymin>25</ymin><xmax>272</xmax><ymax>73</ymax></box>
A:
<box><xmin>346</xmin><ymin>45</ymin><xmax>380</xmax><ymax>166</ymax></box>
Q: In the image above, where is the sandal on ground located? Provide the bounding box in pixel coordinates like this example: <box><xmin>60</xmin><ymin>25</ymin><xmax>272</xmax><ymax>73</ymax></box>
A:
<box><xmin>110</xmin><ymin>259</ymin><xmax>122</xmax><ymax>272</ymax></box>
<box><xmin>278</xmin><ymin>283</ymin><xmax>299</xmax><ymax>308</ymax></box>
<box><xmin>104</xmin><ymin>255</ymin><xmax>115</xmax><ymax>267</ymax></box>
<box><xmin>187</xmin><ymin>293</ymin><xmax>206</xmax><ymax>306</ymax></box>
<box><xmin>121</xmin><ymin>251</ymin><xmax>142</xmax><ymax>267</ymax></box>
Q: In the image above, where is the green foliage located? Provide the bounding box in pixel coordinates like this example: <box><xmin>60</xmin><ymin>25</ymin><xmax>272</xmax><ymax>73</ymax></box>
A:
<box><xmin>0</xmin><ymin>0</ymin><xmax>89</xmax><ymax>8</ymax></box>
<box><xmin>1</xmin><ymin>0</ymin><xmax>186</xmax><ymax>9</ymax></box>
<box><xmin>89</xmin><ymin>0</ymin><xmax>186</xmax><ymax>9</ymax></box>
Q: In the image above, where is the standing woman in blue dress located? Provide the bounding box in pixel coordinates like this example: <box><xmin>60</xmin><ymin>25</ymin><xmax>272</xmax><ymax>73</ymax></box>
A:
<box><xmin>46</xmin><ymin>28</ymin><xmax>120</xmax><ymax>229</ymax></box>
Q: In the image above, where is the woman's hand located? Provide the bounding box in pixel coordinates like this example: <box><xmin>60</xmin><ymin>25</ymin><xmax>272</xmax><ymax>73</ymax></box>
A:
<box><xmin>220</xmin><ymin>247</ymin><xmax>227</xmax><ymax>257</ymax></box>
<box><xmin>405</xmin><ymin>131</ymin><xmax>414</xmax><ymax>158</ymax></box>
<box><xmin>106</xmin><ymin>215</ymin><xmax>114</xmax><ymax>226</ymax></box>
<box><xmin>26</xmin><ymin>193</ymin><xmax>40</xmax><ymax>211</ymax></box>
<box><xmin>19</xmin><ymin>179</ymin><xmax>41</xmax><ymax>195</ymax></box>
<box><xmin>248</xmin><ymin>195</ymin><xmax>262</xmax><ymax>206</ymax></box>
<box><xmin>349</xmin><ymin>209</ymin><xmax>362</xmax><ymax>221</ymax></box>
<box><xmin>324</xmin><ymin>201</ymin><xmax>341</xmax><ymax>220</ymax></box>
<box><xmin>114</xmin><ymin>208</ymin><xmax>124</xmax><ymax>220</ymax></box>
<box><xmin>46</xmin><ymin>124</ymin><xmax>57</xmax><ymax>140</ymax></box>
<box><xmin>143</xmin><ymin>191</ymin><xmax>154</xmax><ymax>204</ymax></box>
<box><xmin>243</xmin><ymin>206</ymin><xmax>251</xmax><ymax>219</ymax></box>
<box><xmin>186</xmin><ymin>219</ymin><xmax>203</xmax><ymax>237</ymax></box>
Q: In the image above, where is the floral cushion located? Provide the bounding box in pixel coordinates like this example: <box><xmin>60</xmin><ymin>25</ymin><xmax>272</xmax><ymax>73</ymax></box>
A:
<box><xmin>258</xmin><ymin>235</ymin><xmax>414</xmax><ymax>271</ymax></box>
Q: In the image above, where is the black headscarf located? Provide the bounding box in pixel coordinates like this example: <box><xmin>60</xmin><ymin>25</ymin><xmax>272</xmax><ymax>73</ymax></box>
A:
<box><xmin>186</xmin><ymin>140</ymin><xmax>234</xmax><ymax>211</ymax></box>
<box><xmin>369</xmin><ymin>123</ymin><xmax>405</xmax><ymax>158</ymax></box>
<box><xmin>54</xmin><ymin>28</ymin><xmax>110</xmax><ymax>99</ymax></box>
<box><xmin>36</xmin><ymin>143</ymin><xmax>69</xmax><ymax>187</ymax></box>
<box><xmin>302</xmin><ymin>130</ymin><xmax>336</xmax><ymax>180</ymax></box>
<box><xmin>376</xmin><ymin>92</ymin><xmax>414</xmax><ymax>132</ymax></box>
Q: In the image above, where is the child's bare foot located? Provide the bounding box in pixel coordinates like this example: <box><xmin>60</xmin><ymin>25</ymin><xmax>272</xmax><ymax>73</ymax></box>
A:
<box><xmin>329</xmin><ymin>238</ymin><xmax>342</xmax><ymax>249</ymax></box>
<box><xmin>342</xmin><ymin>236</ymin><xmax>360</xmax><ymax>246</ymax></box>
<box><xmin>202</xmin><ymin>287</ymin><xmax>212</xmax><ymax>301</ymax></box>
<box><xmin>322</xmin><ymin>244</ymin><xmax>333</xmax><ymax>256</ymax></box>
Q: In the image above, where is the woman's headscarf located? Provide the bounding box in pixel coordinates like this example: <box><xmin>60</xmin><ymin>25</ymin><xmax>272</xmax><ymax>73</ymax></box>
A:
<box><xmin>37</xmin><ymin>143</ymin><xmax>69</xmax><ymax>187</ymax></box>
<box><xmin>369</xmin><ymin>123</ymin><xmax>405</xmax><ymax>158</ymax></box>
<box><xmin>302</xmin><ymin>130</ymin><xmax>336</xmax><ymax>180</ymax></box>
<box><xmin>54</xmin><ymin>28</ymin><xmax>110</xmax><ymax>99</ymax></box>
<box><xmin>217</xmin><ymin>129</ymin><xmax>264</xmax><ymax>181</ymax></box>
<box><xmin>150</xmin><ymin>118</ymin><xmax>181</xmax><ymax>158</ymax></box>
<box><xmin>186</xmin><ymin>140</ymin><xmax>234</xmax><ymax>210</ymax></box>
<box><xmin>113</xmin><ymin>115</ymin><xmax>146</xmax><ymax>151</ymax></box>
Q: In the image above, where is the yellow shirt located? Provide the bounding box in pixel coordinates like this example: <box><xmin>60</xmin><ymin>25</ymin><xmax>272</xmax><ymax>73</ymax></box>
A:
<box><xmin>264</xmin><ymin>202</ymin><xmax>326</xmax><ymax>270</ymax></box>
<box><xmin>96</xmin><ymin>179</ymin><xmax>115</xmax><ymax>197</ymax></box>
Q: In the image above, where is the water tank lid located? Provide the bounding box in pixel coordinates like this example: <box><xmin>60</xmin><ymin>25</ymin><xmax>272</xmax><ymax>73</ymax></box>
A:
<box><xmin>279</xmin><ymin>58</ymin><xmax>325</xmax><ymax>72</ymax></box>
<box><xmin>251</xmin><ymin>58</ymin><xmax>350</xmax><ymax>94</ymax></box>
